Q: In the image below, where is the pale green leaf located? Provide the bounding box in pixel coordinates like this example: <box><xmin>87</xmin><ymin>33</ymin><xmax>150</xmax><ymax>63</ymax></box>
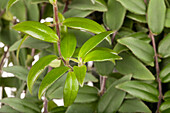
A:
<box><xmin>160</xmin><ymin>63</ymin><xmax>170</xmax><ymax>83</ymax></box>
<box><xmin>6</xmin><ymin>0</ymin><xmax>19</xmax><ymax>12</ymax></box>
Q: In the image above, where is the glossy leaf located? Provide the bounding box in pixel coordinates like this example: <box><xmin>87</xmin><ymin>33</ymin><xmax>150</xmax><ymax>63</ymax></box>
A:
<box><xmin>73</xmin><ymin>65</ymin><xmax>87</xmax><ymax>87</ymax></box>
<box><xmin>117</xmin><ymin>37</ymin><xmax>154</xmax><ymax>66</ymax></box>
<box><xmin>117</xmin><ymin>0</ymin><xmax>146</xmax><ymax>15</ymax></box>
<box><xmin>69</xmin><ymin>0</ymin><xmax>107</xmax><ymax>12</ymax></box>
<box><xmin>63</xmin><ymin>17</ymin><xmax>106</xmax><ymax>34</ymax></box>
<box><xmin>3</xmin><ymin>66</ymin><xmax>29</xmax><ymax>81</ymax></box>
<box><xmin>64</xmin><ymin>71</ymin><xmax>79</xmax><ymax>107</ymax></box>
<box><xmin>115</xmin><ymin>52</ymin><xmax>155</xmax><ymax>80</ymax></box>
<box><xmin>126</xmin><ymin>12</ymin><xmax>146</xmax><ymax>23</ymax></box>
<box><xmin>164</xmin><ymin>90</ymin><xmax>170</xmax><ymax>101</ymax></box>
<box><xmin>158</xmin><ymin>33</ymin><xmax>170</xmax><ymax>58</ymax></box>
<box><xmin>165</xmin><ymin>8</ymin><xmax>170</xmax><ymax>28</ymax></box>
<box><xmin>116</xmin><ymin>81</ymin><xmax>159</xmax><ymax>102</ymax></box>
<box><xmin>103</xmin><ymin>0</ymin><xmax>126</xmax><ymax>30</ymax></box>
<box><xmin>98</xmin><ymin>75</ymin><xmax>131</xmax><ymax>113</ymax></box>
<box><xmin>60</xmin><ymin>33</ymin><xmax>77</xmax><ymax>59</ymax></box>
<box><xmin>84</xmin><ymin>50</ymin><xmax>122</xmax><ymax>62</ymax></box>
<box><xmin>147</xmin><ymin>0</ymin><xmax>166</xmax><ymax>35</ymax></box>
<box><xmin>78</xmin><ymin>31</ymin><xmax>113</xmax><ymax>59</ymax></box>
<box><xmin>0</xmin><ymin>98</ymin><xmax>41</xmax><ymax>113</ymax></box>
<box><xmin>118</xmin><ymin>99</ymin><xmax>151</xmax><ymax>113</ymax></box>
<box><xmin>6</xmin><ymin>0</ymin><xmax>19</xmax><ymax>12</ymax></box>
<box><xmin>160</xmin><ymin>63</ymin><xmax>170</xmax><ymax>83</ymax></box>
<box><xmin>13</xmin><ymin>21</ymin><xmax>58</xmax><ymax>43</ymax></box>
<box><xmin>27</xmin><ymin>55</ymin><xmax>57</xmax><ymax>94</ymax></box>
<box><xmin>38</xmin><ymin>66</ymin><xmax>69</xmax><ymax>99</ymax></box>
<box><xmin>160</xmin><ymin>101</ymin><xmax>170</xmax><ymax>113</ymax></box>
<box><xmin>75</xmin><ymin>85</ymin><xmax>98</xmax><ymax>103</ymax></box>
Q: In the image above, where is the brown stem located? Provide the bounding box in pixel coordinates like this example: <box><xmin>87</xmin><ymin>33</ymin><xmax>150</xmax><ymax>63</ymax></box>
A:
<box><xmin>43</xmin><ymin>98</ymin><xmax>48</xmax><ymax>113</ymax></box>
<box><xmin>111</xmin><ymin>31</ymin><xmax>117</xmax><ymax>44</ymax></box>
<box><xmin>39</xmin><ymin>3</ymin><xmax>47</xmax><ymax>21</ymax></box>
<box><xmin>100</xmin><ymin>76</ymin><xmax>107</xmax><ymax>96</ymax></box>
<box><xmin>149</xmin><ymin>32</ymin><xmax>162</xmax><ymax>113</ymax></box>
<box><xmin>144</xmin><ymin>0</ymin><xmax>147</xmax><ymax>5</ymax></box>
<box><xmin>0</xmin><ymin>47</ymin><xmax>9</xmax><ymax>74</ymax></box>
<box><xmin>0</xmin><ymin>9</ymin><xmax>5</xmax><ymax>17</ymax></box>
<box><xmin>62</xmin><ymin>0</ymin><xmax>69</xmax><ymax>14</ymax></box>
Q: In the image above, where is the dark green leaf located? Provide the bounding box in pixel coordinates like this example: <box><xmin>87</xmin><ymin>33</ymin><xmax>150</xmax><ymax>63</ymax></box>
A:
<box><xmin>64</xmin><ymin>71</ymin><xmax>79</xmax><ymax>107</ymax></box>
<box><xmin>116</xmin><ymin>80</ymin><xmax>159</xmax><ymax>102</ymax></box>
<box><xmin>160</xmin><ymin>63</ymin><xmax>170</xmax><ymax>83</ymax></box>
<box><xmin>118</xmin><ymin>99</ymin><xmax>151</xmax><ymax>113</ymax></box>
<box><xmin>160</xmin><ymin>101</ymin><xmax>170</xmax><ymax>113</ymax></box>
<box><xmin>73</xmin><ymin>65</ymin><xmax>87</xmax><ymax>87</ymax></box>
<box><xmin>31</xmin><ymin>0</ymin><xmax>48</xmax><ymax>4</ymax></box>
<box><xmin>165</xmin><ymin>8</ymin><xmax>170</xmax><ymax>28</ymax></box>
<box><xmin>0</xmin><ymin>77</ymin><xmax>19</xmax><ymax>88</ymax></box>
<box><xmin>0</xmin><ymin>105</ymin><xmax>19</xmax><ymax>113</ymax></box>
<box><xmin>126</xmin><ymin>12</ymin><xmax>146</xmax><ymax>23</ymax></box>
<box><xmin>38</xmin><ymin>66</ymin><xmax>69</xmax><ymax>99</ymax></box>
<box><xmin>84</xmin><ymin>73</ymin><xmax>98</xmax><ymax>83</ymax></box>
<box><xmin>13</xmin><ymin>21</ymin><xmax>58</xmax><ymax>43</ymax></box>
<box><xmin>103</xmin><ymin>0</ymin><xmax>126</xmax><ymax>30</ymax></box>
<box><xmin>115</xmin><ymin>52</ymin><xmax>155</xmax><ymax>80</ymax></box>
<box><xmin>6</xmin><ymin>0</ymin><xmax>19</xmax><ymax>12</ymax></box>
<box><xmin>78</xmin><ymin>31</ymin><xmax>113</xmax><ymax>59</ymax></box>
<box><xmin>60</xmin><ymin>33</ymin><xmax>77</xmax><ymax>59</ymax></box>
<box><xmin>158</xmin><ymin>33</ymin><xmax>170</xmax><ymax>58</ymax></box>
<box><xmin>117</xmin><ymin>37</ymin><xmax>154</xmax><ymax>66</ymax></box>
<box><xmin>164</xmin><ymin>90</ymin><xmax>170</xmax><ymax>101</ymax></box>
<box><xmin>147</xmin><ymin>0</ymin><xmax>166</xmax><ymax>35</ymax></box>
<box><xmin>98</xmin><ymin>75</ymin><xmax>131</xmax><ymax>113</ymax></box>
<box><xmin>64</xmin><ymin>9</ymin><xmax>93</xmax><ymax>18</ymax></box>
<box><xmin>117</xmin><ymin>0</ymin><xmax>146</xmax><ymax>15</ymax></box>
<box><xmin>27</xmin><ymin>55</ymin><xmax>57</xmax><ymax>94</ymax></box>
<box><xmin>3</xmin><ymin>66</ymin><xmax>29</xmax><ymax>81</ymax></box>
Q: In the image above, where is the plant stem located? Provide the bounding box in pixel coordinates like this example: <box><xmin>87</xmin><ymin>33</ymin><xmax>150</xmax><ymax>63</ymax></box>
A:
<box><xmin>100</xmin><ymin>76</ymin><xmax>107</xmax><ymax>96</ymax></box>
<box><xmin>0</xmin><ymin>47</ymin><xmax>9</xmax><ymax>73</ymax></box>
<box><xmin>111</xmin><ymin>31</ymin><xmax>117</xmax><ymax>44</ymax></box>
<box><xmin>0</xmin><ymin>9</ymin><xmax>5</xmax><ymax>17</ymax></box>
<box><xmin>62</xmin><ymin>0</ymin><xmax>69</xmax><ymax>14</ymax></box>
<box><xmin>43</xmin><ymin>98</ymin><xmax>48</xmax><ymax>113</ymax></box>
<box><xmin>149</xmin><ymin>32</ymin><xmax>162</xmax><ymax>113</ymax></box>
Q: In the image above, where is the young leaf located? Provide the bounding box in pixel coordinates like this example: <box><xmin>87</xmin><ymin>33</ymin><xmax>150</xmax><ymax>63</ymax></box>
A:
<box><xmin>117</xmin><ymin>0</ymin><xmax>146</xmax><ymax>15</ymax></box>
<box><xmin>115</xmin><ymin>52</ymin><xmax>155</xmax><ymax>80</ymax></box>
<box><xmin>117</xmin><ymin>37</ymin><xmax>154</xmax><ymax>66</ymax></box>
<box><xmin>27</xmin><ymin>55</ymin><xmax>57</xmax><ymax>94</ymax></box>
<box><xmin>160</xmin><ymin>101</ymin><xmax>170</xmax><ymax>113</ymax></box>
<box><xmin>78</xmin><ymin>31</ymin><xmax>113</xmax><ymax>59</ymax></box>
<box><xmin>98</xmin><ymin>75</ymin><xmax>131</xmax><ymax>113</ymax></box>
<box><xmin>38</xmin><ymin>66</ymin><xmax>69</xmax><ymax>99</ymax></box>
<box><xmin>118</xmin><ymin>99</ymin><xmax>151</xmax><ymax>113</ymax></box>
<box><xmin>6</xmin><ymin>0</ymin><xmax>19</xmax><ymax>12</ymax></box>
<box><xmin>158</xmin><ymin>33</ymin><xmax>170</xmax><ymax>58</ymax></box>
<box><xmin>60</xmin><ymin>33</ymin><xmax>77</xmax><ymax>60</ymax></box>
<box><xmin>116</xmin><ymin>81</ymin><xmax>159</xmax><ymax>102</ymax></box>
<box><xmin>64</xmin><ymin>71</ymin><xmax>79</xmax><ymax>107</ymax></box>
<box><xmin>84</xmin><ymin>50</ymin><xmax>122</xmax><ymax>63</ymax></box>
<box><xmin>63</xmin><ymin>17</ymin><xmax>106</xmax><ymax>34</ymax></box>
<box><xmin>73</xmin><ymin>65</ymin><xmax>87</xmax><ymax>87</ymax></box>
<box><xmin>103</xmin><ymin>0</ymin><xmax>126</xmax><ymax>31</ymax></box>
<box><xmin>160</xmin><ymin>63</ymin><xmax>170</xmax><ymax>83</ymax></box>
<box><xmin>13</xmin><ymin>21</ymin><xmax>58</xmax><ymax>43</ymax></box>
<box><xmin>147</xmin><ymin>0</ymin><xmax>166</xmax><ymax>35</ymax></box>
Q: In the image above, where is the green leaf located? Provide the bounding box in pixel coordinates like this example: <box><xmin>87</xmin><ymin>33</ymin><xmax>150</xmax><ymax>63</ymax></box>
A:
<box><xmin>6</xmin><ymin>0</ymin><xmax>19</xmax><ymax>12</ymax></box>
<box><xmin>126</xmin><ymin>12</ymin><xmax>146</xmax><ymax>23</ymax></box>
<box><xmin>27</xmin><ymin>55</ymin><xmax>57</xmax><ymax>94</ymax></box>
<box><xmin>0</xmin><ymin>77</ymin><xmax>19</xmax><ymax>88</ymax></box>
<box><xmin>63</xmin><ymin>17</ymin><xmax>106</xmax><ymax>34</ymax></box>
<box><xmin>160</xmin><ymin>101</ymin><xmax>170</xmax><ymax>113</ymax></box>
<box><xmin>164</xmin><ymin>90</ymin><xmax>170</xmax><ymax>101</ymax></box>
<box><xmin>0</xmin><ymin>98</ymin><xmax>41</xmax><ymax>113</ymax></box>
<box><xmin>84</xmin><ymin>73</ymin><xmax>98</xmax><ymax>83</ymax></box>
<box><xmin>103</xmin><ymin>0</ymin><xmax>126</xmax><ymax>30</ymax></box>
<box><xmin>38</xmin><ymin>66</ymin><xmax>69</xmax><ymax>99</ymax></box>
<box><xmin>69</xmin><ymin>0</ymin><xmax>107</xmax><ymax>12</ymax></box>
<box><xmin>98</xmin><ymin>75</ymin><xmax>131</xmax><ymax>113</ymax></box>
<box><xmin>64</xmin><ymin>9</ymin><xmax>93</xmax><ymax>18</ymax></box>
<box><xmin>75</xmin><ymin>85</ymin><xmax>98</xmax><ymax>103</ymax></box>
<box><xmin>64</xmin><ymin>71</ymin><xmax>79</xmax><ymax>107</ymax></box>
<box><xmin>116</xmin><ymin>81</ymin><xmax>159</xmax><ymax>102</ymax></box>
<box><xmin>117</xmin><ymin>37</ymin><xmax>154</xmax><ymax>66</ymax></box>
<box><xmin>13</xmin><ymin>21</ymin><xmax>58</xmax><ymax>43</ymax></box>
<box><xmin>73</xmin><ymin>65</ymin><xmax>87</xmax><ymax>87</ymax></box>
<box><xmin>158</xmin><ymin>33</ymin><xmax>170</xmax><ymax>58</ymax></box>
<box><xmin>165</xmin><ymin>8</ymin><xmax>170</xmax><ymax>28</ymax></box>
<box><xmin>117</xmin><ymin>0</ymin><xmax>146</xmax><ymax>15</ymax></box>
<box><xmin>60</xmin><ymin>33</ymin><xmax>77</xmax><ymax>59</ymax></box>
<box><xmin>160</xmin><ymin>63</ymin><xmax>170</xmax><ymax>83</ymax></box>
<box><xmin>116</xmin><ymin>52</ymin><xmax>155</xmax><ymax>80</ymax></box>
<box><xmin>9</xmin><ymin>37</ymin><xmax>51</xmax><ymax>51</ymax></box>
<box><xmin>0</xmin><ymin>105</ymin><xmax>19</xmax><ymax>113</ymax></box>
<box><xmin>31</xmin><ymin>0</ymin><xmax>48</xmax><ymax>4</ymax></box>
<box><xmin>118</xmin><ymin>99</ymin><xmax>151</xmax><ymax>113</ymax></box>
<box><xmin>3</xmin><ymin>66</ymin><xmax>29</xmax><ymax>81</ymax></box>
<box><xmin>78</xmin><ymin>31</ymin><xmax>113</xmax><ymax>59</ymax></box>
<box><xmin>147</xmin><ymin>0</ymin><xmax>166</xmax><ymax>35</ymax></box>
<box><xmin>84</xmin><ymin>50</ymin><xmax>122</xmax><ymax>62</ymax></box>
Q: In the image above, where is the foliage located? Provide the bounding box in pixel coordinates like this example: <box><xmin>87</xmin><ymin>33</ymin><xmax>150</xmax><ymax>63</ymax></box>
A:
<box><xmin>0</xmin><ymin>0</ymin><xmax>170</xmax><ymax>112</ymax></box>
